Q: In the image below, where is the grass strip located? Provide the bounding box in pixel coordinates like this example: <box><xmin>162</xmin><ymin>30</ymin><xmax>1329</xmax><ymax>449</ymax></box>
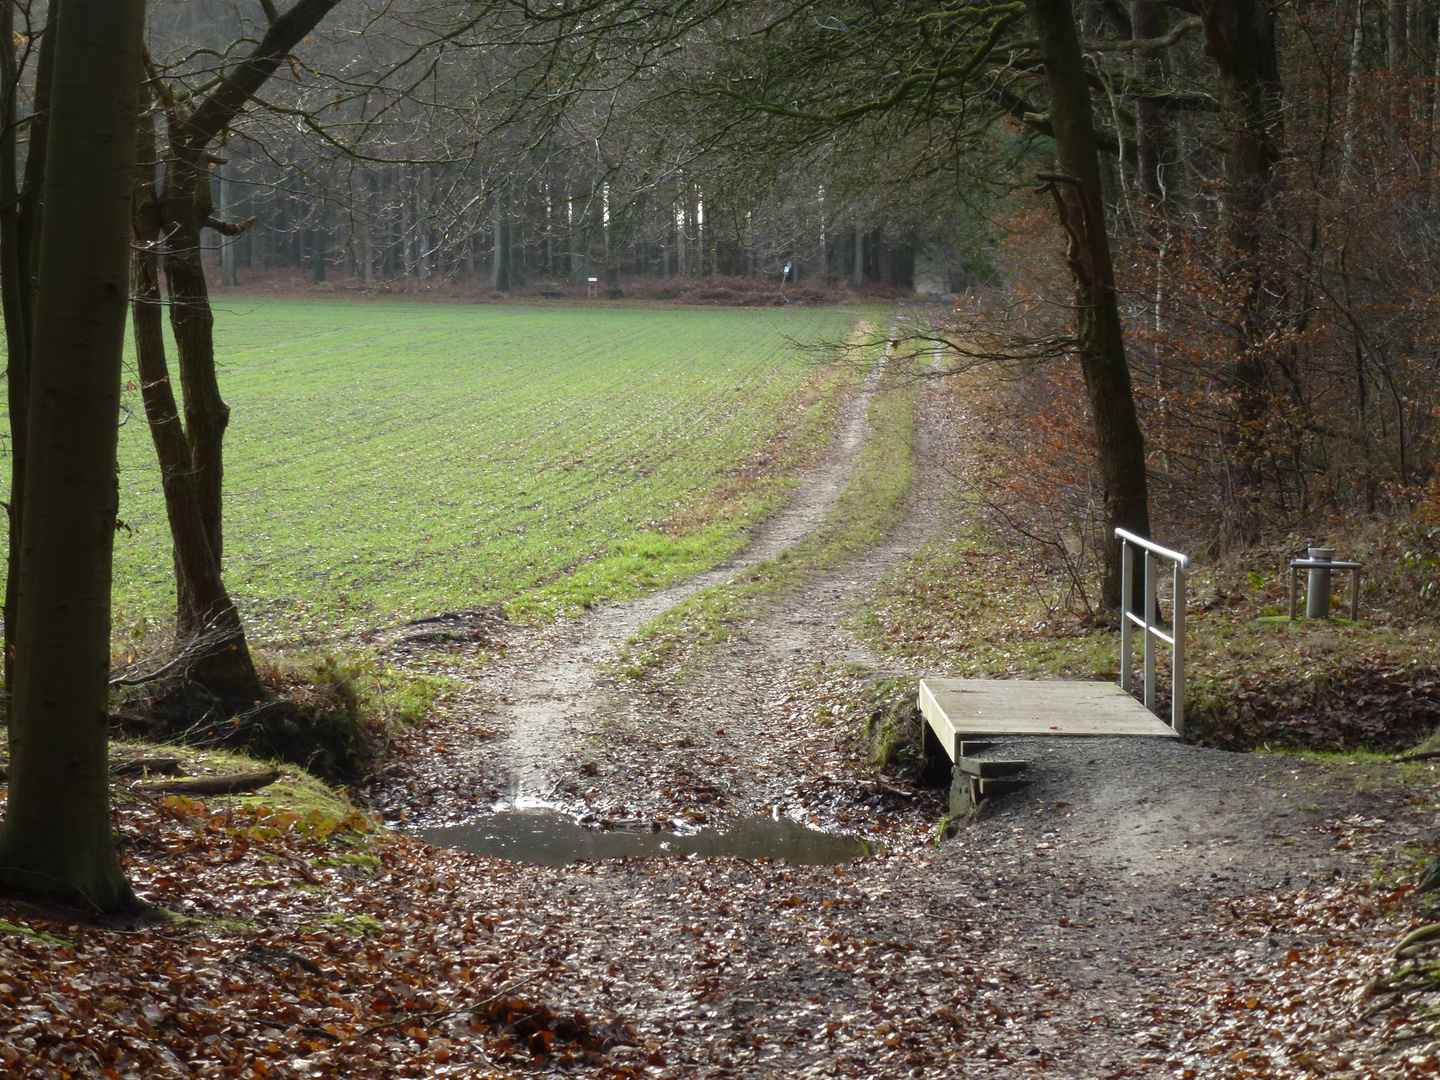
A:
<box><xmin>615</xmin><ymin>352</ymin><xmax>917</xmax><ymax>682</ymax></box>
<box><xmin>507</xmin><ymin>354</ymin><xmax>863</xmax><ymax>621</ymax></box>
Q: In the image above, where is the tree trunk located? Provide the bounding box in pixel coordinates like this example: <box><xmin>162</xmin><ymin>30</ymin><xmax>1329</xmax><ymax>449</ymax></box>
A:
<box><xmin>544</xmin><ymin>184</ymin><xmax>554</xmax><ymax>277</ymax></box>
<box><xmin>1200</xmin><ymin>0</ymin><xmax>1285</xmax><ymax>497</ymax></box>
<box><xmin>695</xmin><ymin>193</ymin><xmax>705</xmax><ymax>276</ymax></box>
<box><xmin>313</xmin><ymin>198</ymin><xmax>329</xmax><ymax>283</ymax></box>
<box><xmin>312</xmin><ymin>210</ymin><xmax>326</xmax><ymax>283</ymax></box>
<box><xmin>1343</xmin><ymin>1</ymin><xmax>1365</xmax><ymax>179</ymax></box>
<box><xmin>416</xmin><ymin>180</ymin><xmax>430</xmax><ymax>280</ymax></box>
<box><xmin>676</xmin><ymin>197</ymin><xmax>686</xmax><ymax>277</ymax></box>
<box><xmin>0</xmin><ymin>0</ymin><xmax>145</xmax><ymax>912</ymax></box>
<box><xmin>161</xmin><ymin>159</ymin><xmax>233</xmax><ymax>602</ymax></box>
<box><xmin>401</xmin><ymin>184</ymin><xmax>414</xmax><ymax>277</ymax></box>
<box><xmin>1025</xmin><ymin>0</ymin><xmax>1153</xmax><ymax>612</ymax></box>
<box><xmin>362</xmin><ymin>188</ymin><xmax>375</xmax><ymax>287</ymax></box>
<box><xmin>1434</xmin><ymin>12</ymin><xmax>1440</xmax><ymax>208</ymax></box>
<box><xmin>218</xmin><ymin>165</ymin><xmax>239</xmax><ymax>287</ymax></box>
<box><xmin>1</xmin><ymin>6</ymin><xmax>57</xmax><ymax>696</ymax></box>
<box><xmin>1</xmin><ymin>0</ymin><xmax>26</xmax><ymax>701</ymax></box>
<box><xmin>133</xmin><ymin>104</ymin><xmax>265</xmax><ymax>702</ymax></box>
<box><xmin>137</xmin><ymin>0</ymin><xmax>339</xmax><ymax>701</ymax></box>
<box><xmin>1390</xmin><ymin>0</ymin><xmax>1409</xmax><ymax>71</ymax></box>
<box><xmin>384</xmin><ymin>195</ymin><xmax>396</xmax><ymax>279</ymax></box>
<box><xmin>1132</xmin><ymin>0</ymin><xmax>1170</xmax><ymax>205</ymax></box>
<box><xmin>249</xmin><ymin>190</ymin><xmax>262</xmax><ymax>275</ymax></box>
<box><xmin>492</xmin><ymin>197</ymin><xmax>511</xmax><ymax>291</ymax></box>
<box><xmin>603</xmin><ymin>184</ymin><xmax>618</xmax><ymax>291</ymax></box>
<box><xmin>1389</xmin><ymin>0</ymin><xmax>1409</xmax><ymax>148</ymax></box>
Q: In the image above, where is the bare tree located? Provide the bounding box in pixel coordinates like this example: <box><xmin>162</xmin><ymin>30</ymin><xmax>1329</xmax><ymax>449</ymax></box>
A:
<box><xmin>128</xmin><ymin>0</ymin><xmax>341</xmax><ymax>703</ymax></box>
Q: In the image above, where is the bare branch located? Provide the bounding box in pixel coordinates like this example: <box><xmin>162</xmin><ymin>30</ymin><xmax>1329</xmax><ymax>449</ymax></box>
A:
<box><xmin>183</xmin><ymin>0</ymin><xmax>344</xmax><ymax>152</ymax></box>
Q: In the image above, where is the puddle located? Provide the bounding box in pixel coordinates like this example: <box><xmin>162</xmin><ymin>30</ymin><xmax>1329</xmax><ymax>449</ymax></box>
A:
<box><xmin>417</xmin><ymin>811</ymin><xmax>872</xmax><ymax>866</ymax></box>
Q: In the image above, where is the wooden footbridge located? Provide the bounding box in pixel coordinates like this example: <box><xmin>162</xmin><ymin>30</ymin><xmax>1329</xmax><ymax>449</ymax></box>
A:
<box><xmin>920</xmin><ymin>531</ymin><xmax>1187</xmax><ymax>810</ymax></box>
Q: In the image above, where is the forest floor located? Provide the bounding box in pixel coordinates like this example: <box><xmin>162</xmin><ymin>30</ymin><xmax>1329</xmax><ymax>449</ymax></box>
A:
<box><xmin>351</xmin><ymin>351</ymin><xmax>1440</xmax><ymax>1078</ymax></box>
<box><xmin>5</xmin><ymin>344</ymin><xmax>1440</xmax><ymax>1078</ymax></box>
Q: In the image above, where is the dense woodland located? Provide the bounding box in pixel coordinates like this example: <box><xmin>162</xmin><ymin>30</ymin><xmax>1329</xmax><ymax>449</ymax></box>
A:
<box><xmin>135</xmin><ymin>0</ymin><xmax>1440</xmax><ymax>571</ymax></box>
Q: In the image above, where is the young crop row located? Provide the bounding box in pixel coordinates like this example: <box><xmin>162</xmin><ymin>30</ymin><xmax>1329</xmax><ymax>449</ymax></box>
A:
<box><xmin>103</xmin><ymin>300</ymin><xmax>859</xmax><ymax>643</ymax></box>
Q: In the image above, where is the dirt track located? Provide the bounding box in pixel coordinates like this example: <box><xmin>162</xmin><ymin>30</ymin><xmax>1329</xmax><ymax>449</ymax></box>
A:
<box><xmin>367</xmin><ymin>360</ymin><xmax>1439</xmax><ymax>1076</ymax></box>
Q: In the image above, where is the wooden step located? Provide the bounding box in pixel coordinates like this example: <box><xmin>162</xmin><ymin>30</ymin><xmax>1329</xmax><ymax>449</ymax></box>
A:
<box><xmin>958</xmin><ymin>740</ymin><xmax>996</xmax><ymax>757</ymax></box>
<box><xmin>977</xmin><ymin>776</ymin><xmax>1031</xmax><ymax>797</ymax></box>
<box><xmin>958</xmin><ymin>757</ymin><xmax>1027</xmax><ymax>778</ymax></box>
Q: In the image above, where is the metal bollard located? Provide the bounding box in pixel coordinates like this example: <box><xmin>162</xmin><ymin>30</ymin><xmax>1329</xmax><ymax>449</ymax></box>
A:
<box><xmin>1306</xmin><ymin>546</ymin><xmax>1335</xmax><ymax>618</ymax></box>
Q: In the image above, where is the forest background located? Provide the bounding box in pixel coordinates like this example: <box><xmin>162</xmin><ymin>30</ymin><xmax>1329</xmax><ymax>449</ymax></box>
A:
<box><xmin>159</xmin><ymin>0</ymin><xmax>1440</xmax><ymax>740</ymax></box>
<box><xmin>1</xmin><ymin>3</ymin><xmax>1440</xmax><ymax>1074</ymax></box>
<box><xmin>140</xmin><ymin>0</ymin><xmax>1440</xmax><ymax>572</ymax></box>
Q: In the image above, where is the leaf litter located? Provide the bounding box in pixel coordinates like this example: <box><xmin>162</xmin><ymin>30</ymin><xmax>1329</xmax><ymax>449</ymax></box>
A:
<box><xmin>9</xmin><ymin>363</ymin><xmax>1440</xmax><ymax>1076</ymax></box>
<box><xmin>5</xmin><ymin>779</ymin><xmax>1440</xmax><ymax>1077</ymax></box>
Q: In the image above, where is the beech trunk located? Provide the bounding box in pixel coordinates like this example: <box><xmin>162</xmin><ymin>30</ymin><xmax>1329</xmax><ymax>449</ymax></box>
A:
<box><xmin>1</xmin><ymin>8</ymin><xmax>56</xmax><ymax>695</ymax></box>
<box><xmin>133</xmin><ymin>104</ymin><xmax>265</xmax><ymax>702</ymax></box>
<box><xmin>0</xmin><ymin>0</ymin><xmax>145</xmax><ymax>912</ymax></box>
<box><xmin>1025</xmin><ymin>0</ymin><xmax>1153</xmax><ymax>611</ymax></box>
<box><xmin>1132</xmin><ymin>0</ymin><xmax>1170</xmax><ymax>205</ymax></box>
<box><xmin>163</xmin><ymin>160</ymin><xmax>231</xmax><ymax>595</ymax></box>
<box><xmin>1200</xmin><ymin>0</ymin><xmax>1285</xmax><ymax>487</ymax></box>
<box><xmin>136</xmin><ymin>0</ymin><xmax>340</xmax><ymax>699</ymax></box>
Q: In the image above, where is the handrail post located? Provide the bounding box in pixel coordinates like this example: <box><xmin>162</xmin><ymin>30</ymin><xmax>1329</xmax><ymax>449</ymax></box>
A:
<box><xmin>1119</xmin><ymin>539</ymin><xmax>1133</xmax><ymax>692</ymax></box>
<box><xmin>1172</xmin><ymin>561</ymin><xmax>1185</xmax><ymax>737</ymax></box>
<box><xmin>1114</xmin><ymin>528</ymin><xmax>1189</xmax><ymax>736</ymax></box>
<box><xmin>1143</xmin><ymin>551</ymin><xmax>1157</xmax><ymax>713</ymax></box>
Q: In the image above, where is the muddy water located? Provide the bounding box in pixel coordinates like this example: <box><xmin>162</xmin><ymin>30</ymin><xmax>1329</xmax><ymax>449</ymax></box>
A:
<box><xmin>417</xmin><ymin>811</ymin><xmax>872</xmax><ymax>866</ymax></box>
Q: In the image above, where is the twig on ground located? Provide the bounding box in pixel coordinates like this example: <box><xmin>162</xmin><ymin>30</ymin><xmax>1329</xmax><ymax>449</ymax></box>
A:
<box><xmin>353</xmin><ymin>971</ymin><xmax>544</xmax><ymax>1039</ymax></box>
<box><xmin>141</xmin><ymin>769</ymin><xmax>281</xmax><ymax>796</ymax></box>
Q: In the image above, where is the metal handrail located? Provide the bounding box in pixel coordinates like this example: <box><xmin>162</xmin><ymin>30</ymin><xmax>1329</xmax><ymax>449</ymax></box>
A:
<box><xmin>1114</xmin><ymin>528</ymin><xmax>1190</xmax><ymax>569</ymax></box>
<box><xmin>1116</xmin><ymin>528</ymin><xmax>1187</xmax><ymax>736</ymax></box>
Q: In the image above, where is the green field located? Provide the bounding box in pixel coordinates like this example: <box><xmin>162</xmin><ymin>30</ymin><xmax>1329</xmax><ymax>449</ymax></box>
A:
<box><xmin>88</xmin><ymin>300</ymin><xmax>860</xmax><ymax>643</ymax></box>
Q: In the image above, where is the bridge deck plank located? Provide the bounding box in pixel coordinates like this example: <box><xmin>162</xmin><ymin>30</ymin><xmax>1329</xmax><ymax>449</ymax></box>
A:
<box><xmin>919</xmin><ymin>678</ymin><xmax>1179</xmax><ymax>763</ymax></box>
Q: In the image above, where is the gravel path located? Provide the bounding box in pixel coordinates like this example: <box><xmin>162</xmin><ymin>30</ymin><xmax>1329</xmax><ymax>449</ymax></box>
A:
<box><xmin>367</xmin><ymin>332</ymin><xmax>944</xmax><ymax>830</ymax></box>
<box><xmin>364</xmin><ymin>358</ymin><xmax>1438</xmax><ymax>1076</ymax></box>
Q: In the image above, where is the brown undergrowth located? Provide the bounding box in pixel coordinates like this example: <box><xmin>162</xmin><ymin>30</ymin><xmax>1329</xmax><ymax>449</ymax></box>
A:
<box><xmin>106</xmin><ymin>649</ymin><xmax>450</xmax><ymax>787</ymax></box>
<box><xmin>214</xmin><ymin>264</ymin><xmax>915</xmax><ymax>308</ymax></box>
<box><xmin>854</xmin><ymin>372</ymin><xmax>1440</xmax><ymax>754</ymax></box>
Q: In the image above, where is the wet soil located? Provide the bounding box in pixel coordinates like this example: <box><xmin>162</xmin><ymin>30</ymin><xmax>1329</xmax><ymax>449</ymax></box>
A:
<box><xmin>362</xmin><ymin>351</ymin><xmax>940</xmax><ymax>834</ymax></box>
<box><xmin>364</xmin><ymin>363</ymin><xmax>1440</xmax><ymax>1076</ymax></box>
<box><xmin>417</xmin><ymin>812</ymin><xmax>872</xmax><ymax>866</ymax></box>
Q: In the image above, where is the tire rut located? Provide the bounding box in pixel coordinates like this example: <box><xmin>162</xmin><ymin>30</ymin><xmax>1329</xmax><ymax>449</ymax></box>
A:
<box><xmin>376</xmin><ymin>330</ymin><xmax>938</xmax><ymax>828</ymax></box>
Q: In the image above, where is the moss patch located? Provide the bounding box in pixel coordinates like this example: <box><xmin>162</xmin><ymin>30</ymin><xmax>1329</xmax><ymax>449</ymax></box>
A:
<box><xmin>308</xmin><ymin>911</ymin><xmax>385</xmax><ymax>937</ymax></box>
<box><xmin>0</xmin><ymin>918</ymin><xmax>73</xmax><ymax>947</ymax></box>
